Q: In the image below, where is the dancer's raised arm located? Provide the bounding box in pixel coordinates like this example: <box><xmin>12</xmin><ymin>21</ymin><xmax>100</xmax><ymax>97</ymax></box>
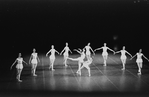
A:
<box><xmin>10</xmin><ymin>59</ymin><xmax>17</xmax><ymax>70</ymax></box>
<box><xmin>94</xmin><ymin>47</ymin><xmax>103</xmax><ymax>52</ymax></box>
<box><xmin>126</xmin><ymin>51</ymin><xmax>133</xmax><ymax>58</ymax></box>
<box><xmin>130</xmin><ymin>54</ymin><xmax>137</xmax><ymax>60</ymax></box>
<box><xmin>46</xmin><ymin>50</ymin><xmax>51</xmax><ymax>56</ymax></box>
<box><xmin>143</xmin><ymin>54</ymin><xmax>149</xmax><ymax>62</ymax></box>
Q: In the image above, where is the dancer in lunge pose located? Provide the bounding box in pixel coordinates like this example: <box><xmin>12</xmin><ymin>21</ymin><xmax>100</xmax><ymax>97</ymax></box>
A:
<box><xmin>60</xmin><ymin>42</ymin><xmax>72</xmax><ymax>67</ymax></box>
<box><xmin>83</xmin><ymin>43</ymin><xmax>95</xmax><ymax>59</ymax></box>
<box><xmin>46</xmin><ymin>45</ymin><xmax>59</xmax><ymax>71</ymax></box>
<box><xmin>78</xmin><ymin>56</ymin><xmax>93</xmax><ymax>76</ymax></box>
<box><xmin>10</xmin><ymin>53</ymin><xmax>27</xmax><ymax>82</ymax></box>
<box><xmin>130</xmin><ymin>49</ymin><xmax>149</xmax><ymax>75</ymax></box>
<box><xmin>29</xmin><ymin>48</ymin><xmax>40</xmax><ymax>76</ymax></box>
<box><xmin>68</xmin><ymin>48</ymin><xmax>86</xmax><ymax>74</ymax></box>
<box><xmin>94</xmin><ymin>43</ymin><xmax>115</xmax><ymax>66</ymax></box>
<box><xmin>115</xmin><ymin>46</ymin><xmax>132</xmax><ymax>70</ymax></box>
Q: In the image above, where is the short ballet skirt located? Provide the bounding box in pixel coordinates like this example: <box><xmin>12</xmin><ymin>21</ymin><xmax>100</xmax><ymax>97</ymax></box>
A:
<box><xmin>136</xmin><ymin>59</ymin><xmax>143</xmax><ymax>63</ymax></box>
<box><xmin>31</xmin><ymin>59</ymin><xmax>38</xmax><ymax>64</ymax></box>
<box><xmin>102</xmin><ymin>52</ymin><xmax>108</xmax><ymax>56</ymax></box>
<box><xmin>16</xmin><ymin>64</ymin><xmax>23</xmax><ymax>69</ymax></box>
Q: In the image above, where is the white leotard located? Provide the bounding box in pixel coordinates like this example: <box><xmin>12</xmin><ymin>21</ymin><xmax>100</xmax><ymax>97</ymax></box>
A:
<box><xmin>16</xmin><ymin>58</ymin><xmax>23</xmax><ymax>69</ymax></box>
<box><xmin>85</xmin><ymin>46</ymin><xmax>91</xmax><ymax>55</ymax></box>
<box><xmin>50</xmin><ymin>49</ymin><xmax>56</xmax><ymax>60</ymax></box>
<box><xmin>102</xmin><ymin>47</ymin><xmax>108</xmax><ymax>56</ymax></box>
<box><xmin>136</xmin><ymin>53</ymin><xmax>143</xmax><ymax>63</ymax></box>
<box><xmin>31</xmin><ymin>53</ymin><xmax>38</xmax><ymax>64</ymax></box>
<box><xmin>63</xmin><ymin>46</ymin><xmax>69</xmax><ymax>57</ymax></box>
<box><xmin>120</xmin><ymin>50</ymin><xmax>127</xmax><ymax>60</ymax></box>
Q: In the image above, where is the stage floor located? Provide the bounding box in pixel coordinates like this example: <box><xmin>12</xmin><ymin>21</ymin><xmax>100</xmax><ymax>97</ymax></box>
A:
<box><xmin>2</xmin><ymin>55</ymin><xmax>149</xmax><ymax>97</ymax></box>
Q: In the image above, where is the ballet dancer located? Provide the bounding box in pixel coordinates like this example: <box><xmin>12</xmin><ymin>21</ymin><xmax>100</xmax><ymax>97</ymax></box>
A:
<box><xmin>60</xmin><ymin>42</ymin><xmax>72</xmax><ymax>67</ymax></box>
<box><xmin>115</xmin><ymin>46</ymin><xmax>132</xmax><ymax>70</ymax></box>
<box><xmin>29</xmin><ymin>48</ymin><xmax>40</xmax><ymax>76</ymax></box>
<box><xmin>78</xmin><ymin>56</ymin><xmax>93</xmax><ymax>76</ymax></box>
<box><xmin>130</xmin><ymin>49</ymin><xmax>149</xmax><ymax>75</ymax></box>
<box><xmin>83</xmin><ymin>43</ymin><xmax>95</xmax><ymax>59</ymax></box>
<box><xmin>68</xmin><ymin>48</ymin><xmax>86</xmax><ymax>74</ymax></box>
<box><xmin>46</xmin><ymin>45</ymin><xmax>60</xmax><ymax>71</ymax></box>
<box><xmin>10</xmin><ymin>53</ymin><xmax>27</xmax><ymax>82</ymax></box>
<box><xmin>94</xmin><ymin>43</ymin><xmax>115</xmax><ymax>66</ymax></box>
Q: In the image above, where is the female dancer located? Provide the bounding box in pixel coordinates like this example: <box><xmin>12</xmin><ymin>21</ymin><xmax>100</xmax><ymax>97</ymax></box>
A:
<box><xmin>83</xmin><ymin>43</ymin><xmax>95</xmax><ymax>59</ymax></box>
<box><xmin>94</xmin><ymin>43</ymin><xmax>115</xmax><ymax>66</ymax></box>
<box><xmin>46</xmin><ymin>45</ymin><xmax>59</xmax><ymax>71</ymax></box>
<box><xmin>78</xmin><ymin>56</ymin><xmax>93</xmax><ymax>76</ymax></box>
<box><xmin>29</xmin><ymin>48</ymin><xmax>40</xmax><ymax>76</ymax></box>
<box><xmin>115</xmin><ymin>46</ymin><xmax>132</xmax><ymax>70</ymax></box>
<box><xmin>68</xmin><ymin>48</ymin><xmax>86</xmax><ymax>74</ymax></box>
<box><xmin>60</xmin><ymin>42</ymin><xmax>72</xmax><ymax>67</ymax></box>
<box><xmin>130</xmin><ymin>49</ymin><xmax>149</xmax><ymax>75</ymax></box>
<box><xmin>10</xmin><ymin>53</ymin><xmax>27</xmax><ymax>82</ymax></box>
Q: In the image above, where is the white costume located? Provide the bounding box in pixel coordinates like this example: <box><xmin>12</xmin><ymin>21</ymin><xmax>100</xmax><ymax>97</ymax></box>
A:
<box><xmin>31</xmin><ymin>53</ymin><xmax>38</xmax><ymax>64</ymax></box>
<box><xmin>50</xmin><ymin>49</ymin><xmax>56</xmax><ymax>60</ymax></box>
<box><xmin>120</xmin><ymin>50</ymin><xmax>127</xmax><ymax>60</ymax></box>
<box><xmin>16</xmin><ymin>58</ymin><xmax>23</xmax><ymax>69</ymax></box>
<box><xmin>136</xmin><ymin>53</ymin><xmax>143</xmax><ymax>63</ymax></box>
<box><xmin>102</xmin><ymin>47</ymin><xmax>108</xmax><ymax>56</ymax></box>
<box><xmin>85</xmin><ymin>46</ymin><xmax>91</xmax><ymax>56</ymax></box>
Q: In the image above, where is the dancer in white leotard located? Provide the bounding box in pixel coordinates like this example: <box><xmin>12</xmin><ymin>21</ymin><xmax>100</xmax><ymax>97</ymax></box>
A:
<box><xmin>78</xmin><ymin>56</ymin><xmax>93</xmax><ymax>76</ymax></box>
<box><xmin>60</xmin><ymin>42</ymin><xmax>72</xmax><ymax>67</ymax></box>
<box><xmin>130</xmin><ymin>49</ymin><xmax>149</xmax><ymax>75</ymax></box>
<box><xmin>68</xmin><ymin>48</ymin><xmax>86</xmax><ymax>74</ymax></box>
<box><xmin>115</xmin><ymin>46</ymin><xmax>132</xmax><ymax>70</ymax></box>
<box><xmin>83</xmin><ymin>43</ymin><xmax>95</xmax><ymax>59</ymax></box>
<box><xmin>46</xmin><ymin>45</ymin><xmax>59</xmax><ymax>71</ymax></box>
<box><xmin>10</xmin><ymin>53</ymin><xmax>27</xmax><ymax>82</ymax></box>
<box><xmin>94</xmin><ymin>43</ymin><xmax>115</xmax><ymax>66</ymax></box>
<box><xmin>29</xmin><ymin>48</ymin><xmax>40</xmax><ymax>76</ymax></box>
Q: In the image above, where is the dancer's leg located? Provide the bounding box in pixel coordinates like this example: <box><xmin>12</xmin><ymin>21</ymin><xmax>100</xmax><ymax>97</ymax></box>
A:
<box><xmin>103</xmin><ymin>55</ymin><xmax>107</xmax><ymax>66</ymax></box>
<box><xmin>121</xmin><ymin>59</ymin><xmax>126</xmax><ymax>70</ymax></box>
<box><xmin>17</xmin><ymin>69</ymin><xmax>22</xmax><ymax>82</ymax></box>
<box><xmin>137</xmin><ymin>62</ymin><xmax>141</xmax><ymax>75</ymax></box>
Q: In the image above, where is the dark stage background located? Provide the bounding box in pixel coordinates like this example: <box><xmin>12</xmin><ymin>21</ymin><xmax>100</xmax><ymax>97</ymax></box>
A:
<box><xmin>0</xmin><ymin>0</ymin><xmax>149</xmax><ymax>96</ymax></box>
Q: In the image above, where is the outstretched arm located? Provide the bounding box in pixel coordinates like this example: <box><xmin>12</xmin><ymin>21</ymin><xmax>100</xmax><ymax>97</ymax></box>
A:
<box><xmin>115</xmin><ymin>51</ymin><xmax>121</xmax><ymax>54</ymax></box>
<box><xmin>73</xmin><ymin>49</ymin><xmax>81</xmax><ymax>54</ymax></box>
<box><xmin>37</xmin><ymin>55</ymin><xmax>40</xmax><ymax>63</ymax></box>
<box><xmin>143</xmin><ymin>54</ymin><xmax>149</xmax><ymax>62</ymax></box>
<box><xmin>46</xmin><ymin>50</ymin><xmax>51</xmax><ymax>56</ymax></box>
<box><xmin>126</xmin><ymin>51</ymin><xmax>133</xmax><ymax>58</ymax></box>
<box><xmin>90</xmin><ymin>47</ymin><xmax>95</xmax><ymax>55</ymax></box>
<box><xmin>55</xmin><ymin>50</ymin><xmax>60</xmax><ymax>55</ymax></box>
<box><xmin>130</xmin><ymin>54</ymin><xmax>136</xmax><ymax>60</ymax></box>
<box><xmin>107</xmin><ymin>47</ymin><xmax>115</xmax><ymax>54</ymax></box>
<box><xmin>69</xmin><ymin>49</ymin><xmax>73</xmax><ymax>54</ymax></box>
<box><xmin>29</xmin><ymin>55</ymin><xmax>32</xmax><ymax>64</ymax></box>
<box><xmin>10</xmin><ymin>59</ymin><xmax>17</xmax><ymax>70</ymax></box>
<box><xmin>23</xmin><ymin>60</ymin><xmax>28</xmax><ymax>65</ymax></box>
<box><xmin>60</xmin><ymin>48</ymin><xmax>65</xmax><ymax>55</ymax></box>
<box><xmin>94</xmin><ymin>47</ymin><xmax>102</xmax><ymax>52</ymax></box>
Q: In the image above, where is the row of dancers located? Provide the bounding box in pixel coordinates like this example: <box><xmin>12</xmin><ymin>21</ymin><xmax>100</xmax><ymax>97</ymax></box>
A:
<box><xmin>10</xmin><ymin>43</ymin><xmax>149</xmax><ymax>82</ymax></box>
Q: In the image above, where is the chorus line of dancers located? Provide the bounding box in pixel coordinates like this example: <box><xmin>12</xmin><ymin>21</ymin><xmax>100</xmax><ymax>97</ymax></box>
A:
<box><xmin>10</xmin><ymin>43</ymin><xmax>149</xmax><ymax>82</ymax></box>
